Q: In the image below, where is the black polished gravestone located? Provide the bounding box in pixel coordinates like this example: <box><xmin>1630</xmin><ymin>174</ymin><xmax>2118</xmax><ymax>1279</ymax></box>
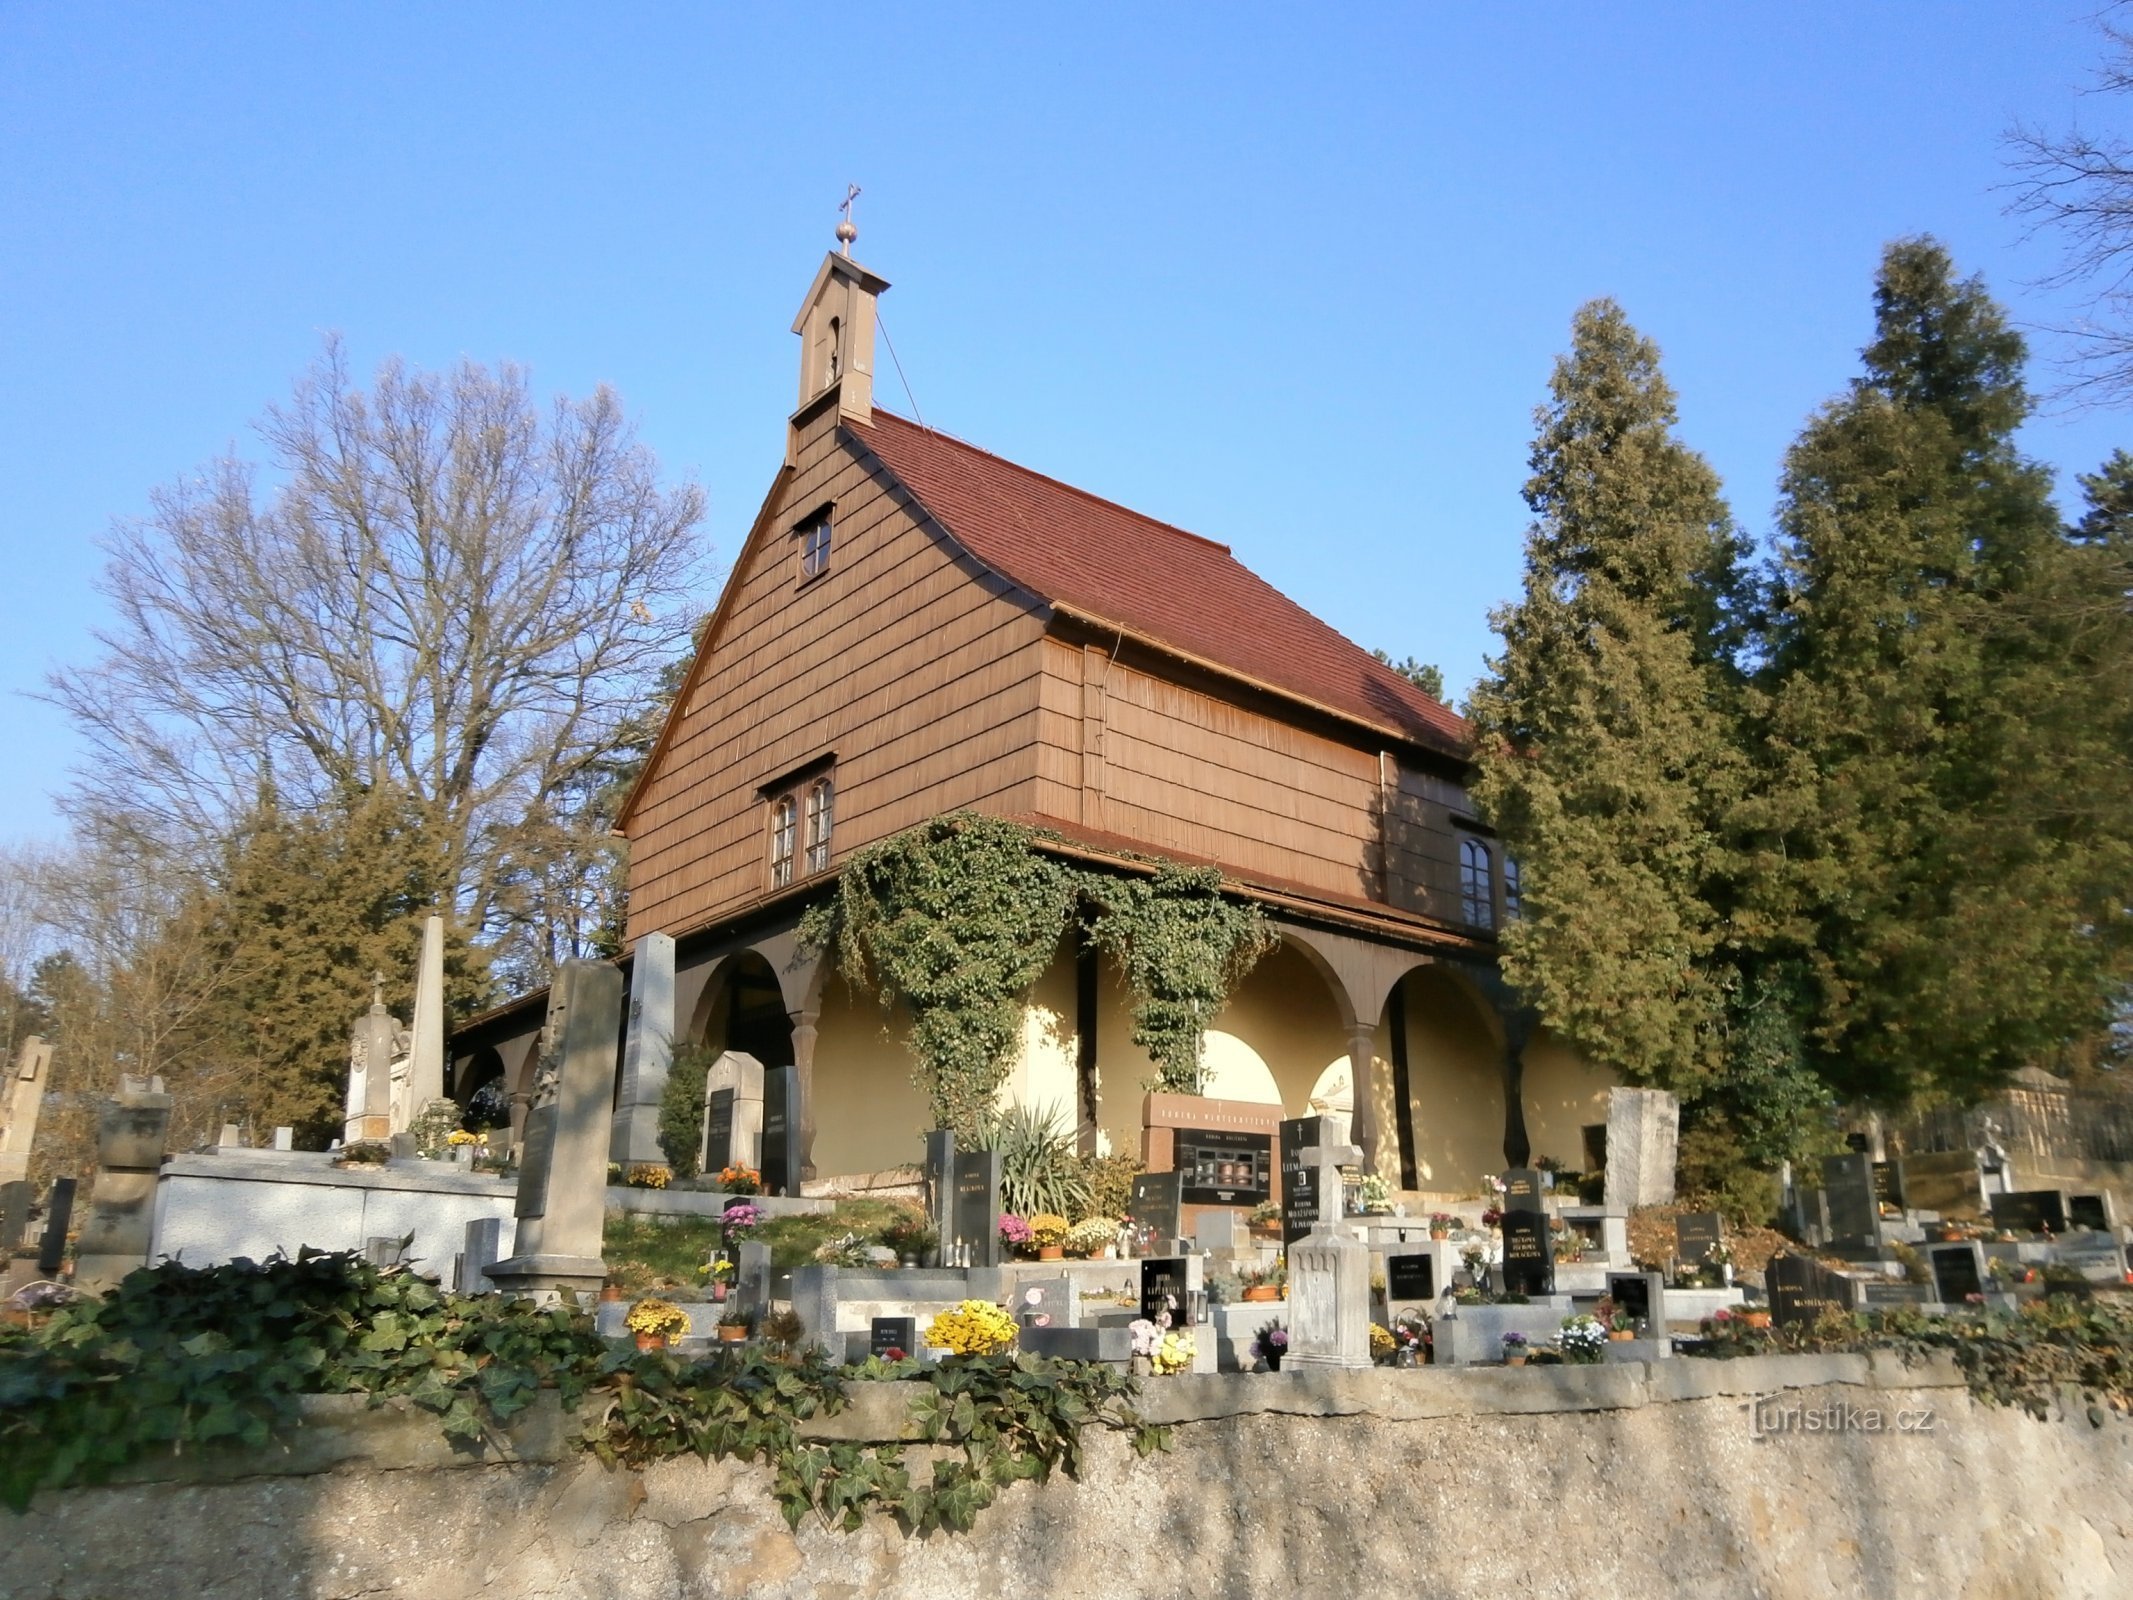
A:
<box><xmin>37</xmin><ymin>1176</ymin><xmax>76</xmax><ymax>1277</ymax></box>
<box><xmin>1767</xmin><ymin>1251</ymin><xmax>1856</xmax><ymax>1328</ymax></box>
<box><xmin>1990</xmin><ymin>1190</ymin><xmax>2069</xmax><ymax>1235</ymax></box>
<box><xmin>1499</xmin><ymin>1167</ymin><xmax>1553</xmax><ymax>1296</ymax></box>
<box><xmin>1174</xmin><ymin>1127</ymin><xmax>1274</xmax><ymax>1207</ymax></box>
<box><xmin>1821</xmin><ymin>1154</ymin><xmax>1882</xmax><ymax>1243</ymax></box>
<box><xmin>1871</xmin><ymin>1160</ymin><xmax>1906</xmax><ymax>1210</ymax></box>
<box><xmin>870</xmin><ymin>1316</ymin><xmax>918</xmax><ymax>1361</ymax></box>
<box><xmin>1278</xmin><ymin>1116</ymin><xmax>1326</xmax><ymax>1246</ymax></box>
<box><xmin>2069</xmin><ymin>1193</ymin><xmax>2112</xmax><ymax>1233</ymax></box>
<box><xmin>952</xmin><ymin>1149</ymin><xmax>1003</xmax><ymax>1268</ymax></box>
<box><xmin>1927</xmin><ymin>1243</ymin><xmax>1986</xmax><ymax>1305</ymax></box>
<box><xmin>0</xmin><ymin>1179</ymin><xmax>33</xmax><ymax>1254</ymax></box>
<box><xmin>760</xmin><ymin>1066</ymin><xmax>801</xmax><ymax>1197</ymax></box>
<box><xmin>1140</xmin><ymin>1257</ymin><xmax>1194</xmax><ymax>1328</ymax></box>
<box><xmin>704</xmin><ymin>1088</ymin><xmax>735</xmax><ymax>1175</ymax></box>
<box><xmin>1129</xmin><ymin>1171</ymin><xmax>1184</xmax><ymax>1249</ymax></box>
<box><xmin>1387</xmin><ymin>1252</ymin><xmax>1436</xmax><ymax>1302</ymax></box>
<box><xmin>1675</xmin><ymin>1211</ymin><xmax>1724</xmax><ymax>1268</ymax></box>
<box><xmin>1606</xmin><ymin>1271</ymin><xmax>1665</xmax><ymax>1333</ymax></box>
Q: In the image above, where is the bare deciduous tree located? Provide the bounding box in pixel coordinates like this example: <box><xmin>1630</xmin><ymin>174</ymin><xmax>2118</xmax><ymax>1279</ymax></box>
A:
<box><xmin>47</xmin><ymin>338</ymin><xmax>708</xmax><ymax>957</ymax></box>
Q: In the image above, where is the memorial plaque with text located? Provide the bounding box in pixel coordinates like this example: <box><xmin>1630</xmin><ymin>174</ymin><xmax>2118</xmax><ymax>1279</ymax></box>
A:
<box><xmin>1279</xmin><ymin>1116</ymin><xmax>1325</xmax><ymax>1246</ymax></box>
<box><xmin>1129</xmin><ymin>1171</ymin><xmax>1184</xmax><ymax>1246</ymax></box>
<box><xmin>1386</xmin><ymin>1252</ymin><xmax>1436</xmax><ymax>1302</ymax></box>
<box><xmin>1989</xmin><ymin>1190</ymin><xmax>2068</xmax><ymax>1235</ymax></box>
<box><xmin>870</xmin><ymin>1316</ymin><xmax>918</xmax><ymax>1361</ymax></box>
<box><xmin>1871</xmin><ymin>1161</ymin><xmax>1905</xmax><ymax>1209</ymax></box>
<box><xmin>1768</xmin><ymin>1252</ymin><xmax>1854</xmax><ymax>1327</ymax></box>
<box><xmin>1500</xmin><ymin>1211</ymin><xmax>1553</xmax><ymax>1296</ymax></box>
<box><xmin>704</xmin><ymin>1088</ymin><xmax>736</xmax><ymax>1174</ymax></box>
<box><xmin>1674</xmin><ymin>1211</ymin><xmax>1724</xmax><ymax>1267</ymax></box>
<box><xmin>1928</xmin><ymin>1243</ymin><xmax>1985</xmax><ymax>1304</ymax></box>
<box><xmin>1140</xmin><ymin>1257</ymin><xmax>1193</xmax><ymax>1327</ymax></box>
<box><xmin>1174</xmin><ymin>1127</ymin><xmax>1273</xmax><ymax>1206</ymax></box>
<box><xmin>953</xmin><ymin>1150</ymin><xmax>1002</xmax><ymax>1267</ymax></box>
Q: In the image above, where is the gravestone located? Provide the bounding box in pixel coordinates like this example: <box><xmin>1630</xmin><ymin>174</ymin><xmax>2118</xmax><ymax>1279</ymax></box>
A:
<box><xmin>1859</xmin><ymin>1280</ymin><xmax>1933</xmax><ymax>1309</ymax></box>
<box><xmin>462</xmin><ymin>1216</ymin><xmax>506</xmax><ymax>1294</ymax></box>
<box><xmin>951</xmin><ymin>1149</ymin><xmax>1002</xmax><ymax>1268</ymax></box>
<box><xmin>37</xmin><ymin>1176</ymin><xmax>76</xmax><ymax>1277</ymax></box>
<box><xmin>401</xmin><ymin>914</ymin><xmax>448</xmax><ymax>1128</ymax></box>
<box><xmin>1990</xmin><ymin>1190</ymin><xmax>2068</xmax><ymax>1235</ymax></box>
<box><xmin>1194</xmin><ymin>1208</ymin><xmax>1241</xmax><ymax>1253</ymax></box>
<box><xmin>1286</xmin><ymin>1128</ymin><xmax>1372</xmax><ymax>1370</ymax></box>
<box><xmin>73</xmin><ymin>1085</ymin><xmax>175</xmax><ymax>1294</ymax></box>
<box><xmin>762</xmin><ymin>1064</ymin><xmax>801</xmax><ymax>1197</ymax></box>
<box><xmin>1674</xmin><ymin>1211</ymin><xmax>1724</xmax><ymax>1269</ymax></box>
<box><xmin>1500</xmin><ymin>1166</ymin><xmax>1553</xmax><ymax>1296</ymax></box>
<box><xmin>1386</xmin><ymin>1251</ymin><xmax>1436</xmax><ymax>1302</ymax></box>
<box><xmin>1172</xmin><ymin>1126</ymin><xmax>1274</xmax><ymax>1207</ymax></box>
<box><xmin>1821</xmin><ymin>1153</ymin><xmax>1882</xmax><ymax>1244</ymax></box>
<box><xmin>1602</xmin><ymin>1087</ymin><xmax>1679</xmax><ymax>1210</ymax></box>
<box><xmin>1016</xmin><ymin>1276</ymin><xmax>1080</xmax><ymax>1330</ymax></box>
<box><xmin>870</xmin><ymin>1316</ymin><xmax>918</xmax><ymax>1360</ymax></box>
<box><xmin>1928</xmin><ymin>1242</ymin><xmax>1986</xmax><ymax>1304</ymax></box>
<box><xmin>730</xmin><ymin>1240</ymin><xmax>773</xmax><ymax>1326</ymax></box>
<box><xmin>489</xmin><ymin>959</ymin><xmax>623</xmax><ymax>1297</ymax></box>
<box><xmin>0</xmin><ymin>1179</ymin><xmax>32</xmax><ymax>1253</ymax></box>
<box><xmin>1129</xmin><ymin>1171</ymin><xmax>1184</xmax><ymax>1250</ymax></box>
<box><xmin>1767</xmin><ymin>1251</ymin><xmax>1855</xmax><ymax>1327</ymax></box>
<box><xmin>700</xmin><ymin>1051</ymin><xmax>765</xmax><ymax>1174</ymax></box>
<box><xmin>1871</xmin><ymin>1160</ymin><xmax>1905</xmax><ymax>1210</ymax></box>
<box><xmin>923</xmin><ymin>1129</ymin><xmax>956</xmax><ymax>1261</ymax></box>
<box><xmin>1139</xmin><ymin>1257</ymin><xmax>1195</xmax><ymax>1327</ymax></box>
<box><xmin>2068</xmin><ymin>1193</ymin><xmax>2112</xmax><ymax>1233</ymax></box>
<box><xmin>364</xmin><ymin>1236</ymin><xmax>405</xmax><ymax>1267</ymax></box>
<box><xmin>609</xmin><ymin>930</ymin><xmax>675</xmax><ymax>1166</ymax></box>
<box><xmin>271</xmin><ymin>1127</ymin><xmax>294</xmax><ymax>1152</ymax></box>
<box><xmin>1606</xmin><ymin>1270</ymin><xmax>1667</xmax><ymax>1335</ymax></box>
<box><xmin>343</xmin><ymin>986</ymin><xmax>402</xmax><ymax>1146</ymax></box>
<box><xmin>1279</xmin><ymin>1115</ymin><xmax>1327</xmax><ymax>1247</ymax></box>
<box><xmin>218</xmin><ymin>1122</ymin><xmax>242</xmax><ymax>1148</ymax></box>
<box><xmin>0</xmin><ymin>1035</ymin><xmax>53</xmax><ymax>1183</ymax></box>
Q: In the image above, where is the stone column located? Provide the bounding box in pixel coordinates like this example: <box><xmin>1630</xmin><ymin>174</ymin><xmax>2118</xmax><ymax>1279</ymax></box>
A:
<box><xmin>1602</xmin><ymin>1087</ymin><xmax>1680</xmax><ymax>1211</ymax></box>
<box><xmin>406</xmin><ymin>914</ymin><xmax>447</xmax><ymax>1113</ymax></box>
<box><xmin>1344</xmin><ymin>1021</ymin><xmax>1383</xmax><ymax>1178</ymax></box>
<box><xmin>0</xmin><ymin>1036</ymin><xmax>53</xmax><ymax>1183</ymax></box>
<box><xmin>610</xmin><ymin>932</ymin><xmax>676</xmax><ymax>1167</ymax></box>
<box><xmin>790</xmin><ymin>1005</ymin><xmax>821</xmax><ymax>1182</ymax></box>
<box><xmin>488</xmin><ymin>960</ymin><xmax>623</xmax><ymax>1300</ymax></box>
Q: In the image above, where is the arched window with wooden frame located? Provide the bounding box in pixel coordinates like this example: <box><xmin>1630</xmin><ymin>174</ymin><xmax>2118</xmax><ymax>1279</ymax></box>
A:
<box><xmin>769</xmin><ymin>794</ymin><xmax>797</xmax><ymax>889</ymax></box>
<box><xmin>1503</xmin><ymin>856</ymin><xmax>1523</xmax><ymax>920</ymax></box>
<box><xmin>1460</xmin><ymin>836</ymin><xmax>1494</xmax><ymax>929</ymax></box>
<box><xmin>804</xmin><ymin>777</ymin><xmax>835</xmax><ymax>874</ymax></box>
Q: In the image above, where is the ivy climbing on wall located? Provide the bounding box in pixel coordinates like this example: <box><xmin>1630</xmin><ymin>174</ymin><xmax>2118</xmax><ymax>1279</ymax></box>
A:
<box><xmin>800</xmin><ymin>813</ymin><xmax>1273</xmax><ymax>1129</ymax></box>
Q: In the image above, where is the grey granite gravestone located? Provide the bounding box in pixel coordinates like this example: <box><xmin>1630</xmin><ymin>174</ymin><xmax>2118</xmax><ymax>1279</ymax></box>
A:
<box><xmin>704</xmin><ymin>1089</ymin><xmax>736</xmax><ymax>1176</ymax></box>
<box><xmin>1821</xmin><ymin>1153</ymin><xmax>1882</xmax><ymax>1245</ymax></box>
<box><xmin>271</xmin><ymin>1127</ymin><xmax>294</xmax><ymax>1152</ymax></box>
<box><xmin>489</xmin><ymin>960</ymin><xmax>623</xmax><ymax>1298</ymax></box>
<box><xmin>462</xmin><ymin>1216</ymin><xmax>507</xmax><ymax>1294</ymax></box>
<box><xmin>951</xmin><ymin>1149</ymin><xmax>1002</xmax><ymax>1267</ymax></box>
<box><xmin>0</xmin><ymin>1179</ymin><xmax>33</xmax><ymax>1253</ymax></box>
<box><xmin>730</xmin><ymin>1240</ymin><xmax>773</xmax><ymax>1326</ymax></box>
<box><xmin>73</xmin><ymin>1087</ymin><xmax>174</xmax><ymax>1294</ymax></box>
<box><xmin>923</xmin><ymin>1129</ymin><xmax>956</xmax><ymax>1262</ymax></box>
<box><xmin>1194</xmin><ymin>1208</ymin><xmax>1242</xmax><ymax>1253</ymax></box>
<box><xmin>610</xmin><ymin>930</ymin><xmax>675</xmax><ymax>1166</ymax></box>
<box><xmin>37</xmin><ymin>1176</ymin><xmax>75</xmax><ymax>1277</ymax></box>
<box><xmin>762</xmin><ymin>1065</ymin><xmax>801</xmax><ymax>1197</ymax></box>
<box><xmin>1602</xmin><ymin>1087</ymin><xmax>1678</xmax><ymax>1210</ymax></box>
<box><xmin>1015</xmin><ymin>1276</ymin><xmax>1081</xmax><ymax>1331</ymax></box>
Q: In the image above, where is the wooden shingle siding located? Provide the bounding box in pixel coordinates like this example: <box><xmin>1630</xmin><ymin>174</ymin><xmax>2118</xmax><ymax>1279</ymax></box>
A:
<box><xmin>623</xmin><ymin>408</ymin><xmax>1049</xmax><ymax>939</ymax></box>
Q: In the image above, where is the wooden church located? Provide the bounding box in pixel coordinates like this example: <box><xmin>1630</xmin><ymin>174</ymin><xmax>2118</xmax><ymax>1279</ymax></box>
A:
<box><xmin>449</xmin><ymin>242</ymin><xmax>1619</xmax><ymax>1192</ymax></box>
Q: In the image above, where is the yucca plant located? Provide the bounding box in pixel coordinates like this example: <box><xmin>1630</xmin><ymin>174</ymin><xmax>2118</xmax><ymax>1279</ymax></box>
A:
<box><xmin>973</xmin><ymin>1101</ymin><xmax>1092</xmax><ymax>1220</ymax></box>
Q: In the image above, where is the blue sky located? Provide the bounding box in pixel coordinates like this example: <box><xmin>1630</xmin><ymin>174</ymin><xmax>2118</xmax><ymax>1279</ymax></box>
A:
<box><xmin>2</xmin><ymin>3</ymin><xmax>2127</xmax><ymax>845</ymax></box>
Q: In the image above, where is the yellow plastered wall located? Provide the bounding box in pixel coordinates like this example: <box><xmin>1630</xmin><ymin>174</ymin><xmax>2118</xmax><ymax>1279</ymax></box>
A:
<box><xmin>807</xmin><ymin>973</ymin><xmax>932</xmax><ymax>1177</ymax></box>
<box><xmin>1397</xmin><ymin>967</ymin><xmax>1505</xmax><ymax>1195</ymax></box>
<box><xmin>1519</xmin><ymin>1025</ymin><xmax>1618</xmax><ymax>1170</ymax></box>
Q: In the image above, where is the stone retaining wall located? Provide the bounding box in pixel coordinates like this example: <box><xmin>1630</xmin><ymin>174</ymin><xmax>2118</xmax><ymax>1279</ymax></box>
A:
<box><xmin>11</xmin><ymin>1355</ymin><xmax>2131</xmax><ymax>1599</ymax></box>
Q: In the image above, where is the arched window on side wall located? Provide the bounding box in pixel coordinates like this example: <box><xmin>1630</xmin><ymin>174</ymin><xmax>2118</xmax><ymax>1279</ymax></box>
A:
<box><xmin>1503</xmin><ymin>856</ymin><xmax>1523</xmax><ymax>920</ymax></box>
<box><xmin>1460</xmin><ymin>836</ymin><xmax>1493</xmax><ymax>929</ymax></box>
<box><xmin>769</xmin><ymin>795</ymin><xmax>797</xmax><ymax>889</ymax></box>
<box><xmin>804</xmin><ymin>777</ymin><xmax>835</xmax><ymax>874</ymax></box>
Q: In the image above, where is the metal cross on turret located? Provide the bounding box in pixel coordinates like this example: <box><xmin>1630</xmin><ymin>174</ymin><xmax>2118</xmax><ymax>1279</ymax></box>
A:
<box><xmin>837</xmin><ymin>183</ymin><xmax>861</xmax><ymax>254</ymax></box>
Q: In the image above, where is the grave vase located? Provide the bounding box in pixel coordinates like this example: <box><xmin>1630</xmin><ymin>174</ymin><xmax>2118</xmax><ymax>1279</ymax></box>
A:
<box><xmin>1243</xmin><ymin>1285</ymin><xmax>1280</xmax><ymax>1303</ymax></box>
<box><xmin>1262</xmin><ymin>1349</ymin><xmax>1283</xmax><ymax>1373</ymax></box>
<box><xmin>634</xmin><ymin>1332</ymin><xmax>666</xmax><ymax>1352</ymax></box>
<box><xmin>1506</xmin><ymin>1353</ymin><xmax>1528</xmax><ymax>1368</ymax></box>
<box><xmin>717</xmin><ymin>1325</ymin><xmax>748</xmax><ymax>1344</ymax></box>
<box><xmin>1038</xmin><ymin>1244</ymin><xmax>1064</xmax><ymax>1261</ymax></box>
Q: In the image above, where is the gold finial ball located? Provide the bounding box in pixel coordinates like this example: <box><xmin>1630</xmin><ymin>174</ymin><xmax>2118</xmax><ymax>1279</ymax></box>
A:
<box><xmin>836</xmin><ymin>219</ymin><xmax>858</xmax><ymax>247</ymax></box>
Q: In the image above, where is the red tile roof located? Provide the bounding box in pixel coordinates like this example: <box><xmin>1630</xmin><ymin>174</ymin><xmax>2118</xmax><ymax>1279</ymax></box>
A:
<box><xmin>852</xmin><ymin>411</ymin><xmax>1469</xmax><ymax>753</ymax></box>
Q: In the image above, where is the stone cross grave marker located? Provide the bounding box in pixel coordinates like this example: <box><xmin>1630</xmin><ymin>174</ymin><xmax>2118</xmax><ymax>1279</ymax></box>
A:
<box><xmin>37</xmin><ymin>1176</ymin><xmax>76</xmax><ymax>1278</ymax></box>
<box><xmin>762</xmin><ymin>1064</ymin><xmax>802</xmax><ymax>1197</ymax></box>
<box><xmin>1500</xmin><ymin>1166</ymin><xmax>1553</xmax><ymax>1295</ymax></box>
<box><xmin>610</xmin><ymin>930</ymin><xmax>675</xmax><ymax>1167</ymax></box>
<box><xmin>489</xmin><ymin>959</ymin><xmax>623</xmax><ymax>1298</ymax></box>
<box><xmin>951</xmin><ymin>1148</ymin><xmax>1002</xmax><ymax>1267</ymax></box>
<box><xmin>1927</xmin><ymin>1242</ymin><xmax>1986</xmax><ymax>1305</ymax></box>
<box><xmin>1286</xmin><ymin>1129</ymin><xmax>1372</xmax><ymax>1370</ymax></box>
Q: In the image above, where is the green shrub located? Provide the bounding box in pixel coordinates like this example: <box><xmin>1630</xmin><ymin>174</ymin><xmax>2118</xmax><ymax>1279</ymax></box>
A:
<box><xmin>1073</xmin><ymin>1152</ymin><xmax>1143</xmax><ymax>1222</ymax></box>
<box><xmin>658</xmin><ymin>1042</ymin><xmax>713</xmax><ymax>1179</ymax></box>
<box><xmin>973</xmin><ymin>1102</ymin><xmax>1091</xmax><ymax>1219</ymax></box>
<box><xmin>1674</xmin><ymin>1117</ymin><xmax>1778</xmax><ymax>1230</ymax></box>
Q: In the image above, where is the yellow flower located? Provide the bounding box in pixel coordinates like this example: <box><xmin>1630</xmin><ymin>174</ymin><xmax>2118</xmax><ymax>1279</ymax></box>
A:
<box><xmin>1151</xmin><ymin>1330</ymin><xmax>1196</xmax><ymax>1375</ymax></box>
<box><xmin>1028</xmin><ymin>1213</ymin><xmax>1070</xmax><ymax>1247</ymax></box>
<box><xmin>624</xmin><ymin>1298</ymin><xmax>690</xmax><ymax>1337</ymax></box>
<box><xmin>1369</xmin><ymin>1323</ymin><xmax>1396</xmax><ymax>1359</ymax></box>
<box><xmin>925</xmin><ymin>1299</ymin><xmax>1018</xmax><ymax>1355</ymax></box>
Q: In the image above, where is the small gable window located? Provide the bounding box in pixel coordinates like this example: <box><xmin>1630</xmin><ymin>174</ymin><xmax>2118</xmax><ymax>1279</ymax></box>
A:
<box><xmin>1503</xmin><ymin>856</ymin><xmax>1523</xmax><ymax>920</ymax></box>
<box><xmin>769</xmin><ymin>795</ymin><xmax>797</xmax><ymax>889</ymax></box>
<box><xmin>1460</xmin><ymin>836</ymin><xmax>1494</xmax><ymax>929</ymax></box>
<box><xmin>798</xmin><ymin>508</ymin><xmax>833</xmax><ymax>582</ymax></box>
<box><xmin>804</xmin><ymin>777</ymin><xmax>835</xmax><ymax>873</ymax></box>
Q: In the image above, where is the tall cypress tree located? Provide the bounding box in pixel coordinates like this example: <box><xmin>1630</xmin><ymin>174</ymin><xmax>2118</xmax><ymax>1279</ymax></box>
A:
<box><xmin>1758</xmin><ymin>238</ymin><xmax>2132</xmax><ymax>1104</ymax></box>
<box><xmin>1471</xmin><ymin>300</ymin><xmax>1751</xmax><ymax>1094</ymax></box>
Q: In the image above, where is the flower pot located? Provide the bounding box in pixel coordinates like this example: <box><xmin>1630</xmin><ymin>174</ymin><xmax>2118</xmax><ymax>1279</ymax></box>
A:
<box><xmin>711</xmin><ymin>1282</ymin><xmax>729</xmax><ymax>1303</ymax></box>
<box><xmin>1242</xmin><ymin>1285</ymin><xmax>1280</xmax><ymax>1303</ymax></box>
<box><xmin>633</xmin><ymin>1332</ymin><xmax>667</xmax><ymax>1352</ymax></box>
<box><xmin>717</xmin><ymin>1325</ymin><xmax>748</xmax><ymax>1343</ymax></box>
<box><xmin>1743</xmin><ymin>1310</ymin><xmax>1772</xmax><ymax>1330</ymax></box>
<box><xmin>1429</xmin><ymin>1229</ymin><xmax>1449</xmax><ymax>1241</ymax></box>
<box><xmin>599</xmin><ymin>1284</ymin><xmax>624</xmax><ymax>1303</ymax></box>
<box><xmin>1262</xmin><ymin>1351</ymin><xmax>1283</xmax><ymax>1372</ymax></box>
<box><xmin>1607</xmin><ymin>1330</ymin><xmax>1635</xmax><ymax>1342</ymax></box>
<box><xmin>1505</xmin><ymin>1353</ymin><xmax>1528</xmax><ymax>1368</ymax></box>
<box><xmin>1038</xmin><ymin>1245</ymin><xmax>1064</xmax><ymax>1261</ymax></box>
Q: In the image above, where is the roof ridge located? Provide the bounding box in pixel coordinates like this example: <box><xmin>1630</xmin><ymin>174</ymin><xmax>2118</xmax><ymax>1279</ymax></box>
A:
<box><xmin>867</xmin><ymin>409</ymin><xmax>1235</xmax><ymax>556</ymax></box>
